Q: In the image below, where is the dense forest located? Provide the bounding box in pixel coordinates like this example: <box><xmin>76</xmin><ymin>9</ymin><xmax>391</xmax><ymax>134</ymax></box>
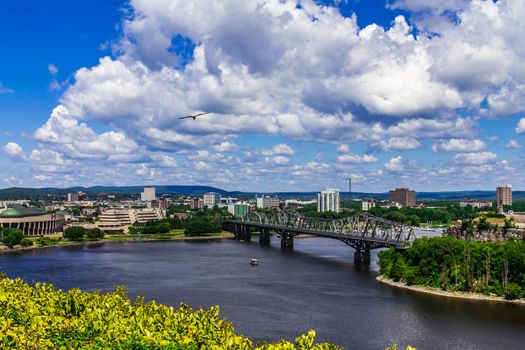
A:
<box><xmin>379</xmin><ymin>237</ymin><xmax>525</xmax><ymax>300</ymax></box>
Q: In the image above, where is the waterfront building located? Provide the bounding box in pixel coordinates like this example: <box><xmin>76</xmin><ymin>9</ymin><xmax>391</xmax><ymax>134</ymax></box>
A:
<box><xmin>496</xmin><ymin>185</ymin><xmax>512</xmax><ymax>208</ymax></box>
<box><xmin>203</xmin><ymin>192</ymin><xmax>221</xmax><ymax>207</ymax></box>
<box><xmin>141</xmin><ymin>187</ymin><xmax>156</xmax><ymax>202</ymax></box>
<box><xmin>67</xmin><ymin>192</ymin><xmax>80</xmax><ymax>202</ymax></box>
<box><xmin>459</xmin><ymin>200</ymin><xmax>493</xmax><ymax>209</ymax></box>
<box><xmin>361</xmin><ymin>198</ymin><xmax>376</xmax><ymax>211</ymax></box>
<box><xmin>317</xmin><ymin>188</ymin><xmax>340</xmax><ymax>213</ymax></box>
<box><xmin>97</xmin><ymin>208</ymin><xmax>164</xmax><ymax>232</ymax></box>
<box><xmin>388</xmin><ymin>188</ymin><xmax>416</xmax><ymax>208</ymax></box>
<box><xmin>228</xmin><ymin>203</ymin><xmax>249</xmax><ymax>217</ymax></box>
<box><xmin>256</xmin><ymin>195</ymin><xmax>280</xmax><ymax>210</ymax></box>
<box><xmin>0</xmin><ymin>207</ymin><xmax>65</xmax><ymax>236</ymax></box>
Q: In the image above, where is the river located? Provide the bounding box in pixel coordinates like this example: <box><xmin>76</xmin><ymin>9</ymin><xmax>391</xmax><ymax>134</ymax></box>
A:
<box><xmin>0</xmin><ymin>236</ymin><xmax>523</xmax><ymax>349</ymax></box>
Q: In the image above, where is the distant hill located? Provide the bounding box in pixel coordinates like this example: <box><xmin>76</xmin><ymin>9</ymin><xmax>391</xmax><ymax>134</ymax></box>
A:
<box><xmin>0</xmin><ymin>186</ymin><xmax>524</xmax><ymax>201</ymax></box>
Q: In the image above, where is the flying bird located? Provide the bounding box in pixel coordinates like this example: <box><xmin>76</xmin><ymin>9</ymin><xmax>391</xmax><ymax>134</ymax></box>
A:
<box><xmin>178</xmin><ymin>112</ymin><xmax>210</xmax><ymax>120</ymax></box>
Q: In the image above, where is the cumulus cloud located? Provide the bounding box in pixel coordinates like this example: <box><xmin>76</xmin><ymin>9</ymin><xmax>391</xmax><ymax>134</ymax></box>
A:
<box><xmin>337</xmin><ymin>153</ymin><xmax>378</xmax><ymax>164</ymax></box>
<box><xmin>384</xmin><ymin>156</ymin><xmax>404</xmax><ymax>172</ymax></box>
<box><xmin>432</xmin><ymin>138</ymin><xmax>486</xmax><ymax>152</ymax></box>
<box><xmin>453</xmin><ymin>151</ymin><xmax>497</xmax><ymax>165</ymax></box>
<box><xmin>213</xmin><ymin>141</ymin><xmax>238</xmax><ymax>152</ymax></box>
<box><xmin>505</xmin><ymin>140</ymin><xmax>522</xmax><ymax>149</ymax></box>
<box><xmin>516</xmin><ymin>118</ymin><xmax>525</xmax><ymax>134</ymax></box>
<box><xmin>4</xmin><ymin>142</ymin><xmax>25</xmax><ymax>161</ymax></box>
<box><xmin>337</xmin><ymin>144</ymin><xmax>350</xmax><ymax>153</ymax></box>
<box><xmin>48</xmin><ymin>64</ymin><xmax>58</xmax><ymax>75</ymax></box>
<box><xmin>260</xmin><ymin>144</ymin><xmax>295</xmax><ymax>156</ymax></box>
<box><xmin>374</xmin><ymin>137</ymin><xmax>421</xmax><ymax>151</ymax></box>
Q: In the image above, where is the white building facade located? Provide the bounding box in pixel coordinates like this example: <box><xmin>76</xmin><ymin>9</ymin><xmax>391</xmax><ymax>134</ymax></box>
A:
<box><xmin>256</xmin><ymin>195</ymin><xmax>280</xmax><ymax>209</ymax></box>
<box><xmin>203</xmin><ymin>192</ymin><xmax>221</xmax><ymax>207</ymax></box>
<box><xmin>141</xmin><ymin>187</ymin><xmax>156</xmax><ymax>201</ymax></box>
<box><xmin>317</xmin><ymin>188</ymin><xmax>340</xmax><ymax>213</ymax></box>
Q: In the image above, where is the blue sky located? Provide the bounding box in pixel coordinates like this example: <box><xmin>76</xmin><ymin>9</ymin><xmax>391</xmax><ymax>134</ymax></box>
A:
<box><xmin>1</xmin><ymin>0</ymin><xmax>525</xmax><ymax>192</ymax></box>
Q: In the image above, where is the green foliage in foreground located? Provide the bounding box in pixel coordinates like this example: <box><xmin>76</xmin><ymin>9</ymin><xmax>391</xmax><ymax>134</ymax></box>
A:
<box><xmin>0</xmin><ymin>277</ymin><xmax>342</xmax><ymax>349</ymax></box>
<box><xmin>379</xmin><ymin>237</ymin><xmax>525</xmax><ymax>300</ymax></box>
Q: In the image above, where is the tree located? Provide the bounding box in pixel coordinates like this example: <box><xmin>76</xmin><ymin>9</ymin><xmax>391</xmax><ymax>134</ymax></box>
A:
<box><xmin>86</xmin><ymin>228</ymin><xmax>104</xmax><ymax>240</ymax></box>
<box><xmin>63</xmin><ymin>226</ymin><xmax>86</xmax><ymax>241</ymax></box>
<box><xmin>1</xmin><ymin>228</ymin><xmax>24</xmax><ymax>248</ymax></box>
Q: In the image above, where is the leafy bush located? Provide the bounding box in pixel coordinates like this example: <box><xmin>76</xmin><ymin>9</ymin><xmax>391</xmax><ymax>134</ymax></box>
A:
<box><xmin>19</xmin><ymin>238</ymin><xmax>33</xmax><ymax>247</ymax></box>
<box><xmin>63</xmin><ymin>226</ymin><xmax>87</xmax><ymax>241</ymax></box>
<box><xmin>1</xmin><ymin>228</ymin><xmax>24</xmax><ymax>248</ymax></box>
<box><xmin>184</xmin><ymin>218</ymin><xmax>221</xmax><ymax>236</ymax></box>
<box><xmin>86</xmin><ymin>228</ymin><xmax>104</xmax><ymax>240</ymax></box>
<box><xmin>505</xmin><ymin>283</ymin><xmax>523</xmax><ymax>300</ymax></box>
<box><xmin>0</xmin><ymin>277</ymin><xmax>341</xmax><ymax>349</ymax></box>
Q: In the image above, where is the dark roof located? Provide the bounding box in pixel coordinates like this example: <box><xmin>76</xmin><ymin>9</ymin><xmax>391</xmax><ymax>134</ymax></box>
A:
<box><xmin>0</xmin><ymin>207</ymin><xmax>47</xmax><ymax>218</ymax></box>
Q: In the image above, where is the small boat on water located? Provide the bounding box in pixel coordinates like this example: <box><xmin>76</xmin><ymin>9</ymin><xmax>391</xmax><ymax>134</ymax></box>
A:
<box><xmin>250</xmin><ymin>258</ymin><xmax>259</xmax><ymax>266</ymax></box>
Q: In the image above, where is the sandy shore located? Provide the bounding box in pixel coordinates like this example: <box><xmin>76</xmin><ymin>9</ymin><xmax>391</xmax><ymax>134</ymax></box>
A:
<box><xmin>0</xmin><ymin>232</ymin><xmax>235</xmax><ymax>255</ymax></box>
<box><xmin>377</xmin><ymin>275</ymin><xmax>525</xmax><ymax>305</ymax></box>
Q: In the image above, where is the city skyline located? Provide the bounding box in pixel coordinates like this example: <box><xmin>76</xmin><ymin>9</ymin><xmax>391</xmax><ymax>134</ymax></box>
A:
<box><xmin>2</xmin><ymin>1</ymin><xmax>525</xmax><ymax>192</ymax></box>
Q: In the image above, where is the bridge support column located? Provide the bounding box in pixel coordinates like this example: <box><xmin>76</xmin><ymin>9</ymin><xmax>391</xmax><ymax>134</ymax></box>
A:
<box><xmin>354</xmin><ymin>248</ymin><xmax>371</xmax><ymax>264</ymax></box>
<box><xmin>281</xmin><ymin>231</ymin><xmax>294</xmax><ymax>250</ymax></box>
<box><xmin>259</xmin><ymin>228</ymin><xmax>270</xmax><ymax>246</ymax></box>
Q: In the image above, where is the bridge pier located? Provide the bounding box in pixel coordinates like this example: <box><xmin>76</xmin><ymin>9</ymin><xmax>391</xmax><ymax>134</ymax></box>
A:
<box><xmin>354</xmin><ymin>248</ymin><xmax>371</xmax><ymax>264</ymax></box>
<box><xmin>259</xmin><ymin>228</ymin><xmax>270</xmax><ymax>246</ymax></box>
<box><xmin>281</xmin><ymin>231</ymin><xmax>294</xmax><ymax>250</ymax></box>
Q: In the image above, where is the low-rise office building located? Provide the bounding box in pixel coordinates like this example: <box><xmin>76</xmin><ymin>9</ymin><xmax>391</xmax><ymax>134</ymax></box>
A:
<box><xmin>97</xmin><ymin>208</ymin><xmax>164</xmax><ymax>232</ymax></box>
<box><xmin>0</xmin><ymin>207</ymin><xmax>65</xmax><ymax>236</ymax></box>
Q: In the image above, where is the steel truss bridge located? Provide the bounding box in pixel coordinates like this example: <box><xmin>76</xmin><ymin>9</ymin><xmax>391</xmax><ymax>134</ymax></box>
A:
<box><xmin>225</xmin><ymin>211</ymin><xmax>416</xmax><ymax>263</ymax></box>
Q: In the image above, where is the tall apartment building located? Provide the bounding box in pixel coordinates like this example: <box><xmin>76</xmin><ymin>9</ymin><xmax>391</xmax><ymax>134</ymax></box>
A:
<box><xmin>256</xmin><ymin>195</ymin><xmax>280</xmax><ymax>209</ymax></box>
<box><xmin>317</xmin><ymin>188</ymin><xmax>340</xmax><ymax>213</ymax></box>
<box><xmin>388</xmin><ymin>188</ymin><xmax>416</xmax><ymax>208</ymax></box>
<box><xmin>228</xmin><ymin>203</ymin><xmax>249</xmax><ymax>217</ymax></box>
<box><xmin>67</xmin><ymin>192</ymin><xmax>80</xmax><ymax>202</ymax></box>
<box><xmin>361</xmin><ymin>198</ymin><xmax>376</xmax><ymax>211</ymax></box>
<box><xmin>496</xmin><ymin>185</ymin><xmax>512</xmax><ymax>208</ymax></box>
<box><xmin>203</xmin><ymin>192</ymin><xmax>221</xmax><ymax>207</ymax></box>
<box><xmin>141</xmin><ymin>187</ymin><xmax>156</xmax><ymax>201</ymax></box>
<box><xmin>189</xmin><ymin>198</ymin><xmax>204</xmax><ymax>210</ymax></box>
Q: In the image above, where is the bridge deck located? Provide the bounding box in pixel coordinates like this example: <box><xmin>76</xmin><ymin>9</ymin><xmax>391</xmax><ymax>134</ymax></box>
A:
<box><xmin>227</xmin><ymin>220</ymin><xmax>412</xmax><ymax>249</ymax></box>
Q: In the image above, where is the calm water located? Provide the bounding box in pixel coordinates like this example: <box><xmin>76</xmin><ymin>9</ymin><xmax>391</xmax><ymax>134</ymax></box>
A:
<box><xmin>0</xmin><ymin>237</ymin><xmax>523</xmax><ymax>349</ymax></box>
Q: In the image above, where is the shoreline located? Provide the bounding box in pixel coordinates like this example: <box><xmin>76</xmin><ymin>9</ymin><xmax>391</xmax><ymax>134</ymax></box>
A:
<box><xmin>377</xmin><ymin>275</ymin><xmax>525</xmax><ymax>305</ymax></box>
<box><xmin>0</xmin><ymin>232</ymin><xmax>235</xmax><ymax>255</ymax></box>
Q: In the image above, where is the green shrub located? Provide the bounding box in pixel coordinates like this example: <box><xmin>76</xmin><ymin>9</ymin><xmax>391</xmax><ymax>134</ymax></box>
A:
<box><xmin>1</xmin><ymin>228</ymin><xmax>24</xmax><ymax>248</ymax></box>
<box><xmin>86</xmin><ymin>228</ymin><xmax>104</xmax><ymax>240</ymax></box>
<box><xmin>505</xmin><ymin>283</ymin><xmax>523</xmax><ymax>300</ymax></box>
<box><xmin>184</xmin><ymin>218</ymin><xmax>221</xmax><ymax>236</ymax></box>
<box><xmin>19</xmin><ymin>238</ymin><xmax>33</xmax><ymax>247</ymax></box>
<box><xmin>63</xmin><ymin>226</ymin><xmax>86</xmax><ymax>241</ymax></box>
<box><xmin>0</xmin><ymin>277</ymin><xmax>340</xmax><ymax>349</ymax></box>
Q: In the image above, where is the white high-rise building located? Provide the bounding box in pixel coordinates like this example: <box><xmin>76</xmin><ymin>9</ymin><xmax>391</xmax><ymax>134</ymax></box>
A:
<box><xmin>203</xmin><ymin>192</ymin><xmax>221</xmax><ymax>207</ymax></box>
<box><xmin>317</xmin><ymin>188</ymin><xmax>340</xmax><ymax>213</ymax></box>
<box><xmin>141</xmin><ymin>187</ymin><xmax>156</xmax><ymax>202</ymax></box>
<box><xmin>256</xmin><ymin>195</ymin><xmax>280</xmax><ymax>209</ymax></box>
<box><xmin>67</xmin><ymin>192</ymin><xmax>80</xmax><ymax>202</ymax></box>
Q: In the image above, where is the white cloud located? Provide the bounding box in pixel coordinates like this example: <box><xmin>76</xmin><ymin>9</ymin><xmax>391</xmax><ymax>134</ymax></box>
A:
<box><xmin>260</xmin><ymin>144</ymin><xmax>295</xmax><ymax>156</ymax></box>
<box><xmin>265</xmin><ymin>156</ymin><xmax>290</xmax><ymax>166</ymax></box>
<box><xmin>337</xmin><ymin>153</ymin><xmax>378</xmax><ymax>164</ymax></box>
<box><xmin>432</xmin><ymin>138</ymin><xmax>486</xmax><ymax>152</ymax></box>
<box><xmin>337</xmin><ymin>144</ymin><xmax>350</xmax><ymax>153</ymax></box>
<box><xmin>375</xmin><ymin>137</ymin><xmax>421</xmax><ymax>151</ymax></box>
<box><xmin>505</xmin><ymin>140</ymin><xmax>522</xmax><ymax>149</ymax></box>
<box><xmin>48</xmin><ymin>64</ymin><xmax>58</xmax><ymax>75</ymax></box>
<box><xmin>3</xmin><ymin>142</ymin><xmax>25</xmax><ymax>161</ymax></box>
<box><xmin>384</xmin><ymin>156</ymin><xmax>404</xmax><ymax>172</ymax></box>
<box><xmin>453</xmin><ymin>151</ymin><xmax>497</xmax><ymax>165</ymax></box>
<box><xmin>213</xmin><ymin>141</ymin><xmax>238</xmax><ymax>152</ymax></box>
<box><xmin>516</xmin><ymin>118</ymin><xmax>525</xmax><ymax>134</ymax></box>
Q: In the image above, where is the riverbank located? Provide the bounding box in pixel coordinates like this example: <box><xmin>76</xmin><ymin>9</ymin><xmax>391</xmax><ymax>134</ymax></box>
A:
<box><xmin>0</xmin><ymin>231</ymin><xmax>234</xmax><ymax>255</ymax></box>
<box><xmin>377</xmin><ymin>275</ymin><xmax>525</xmax><ymax>305</ymax></box>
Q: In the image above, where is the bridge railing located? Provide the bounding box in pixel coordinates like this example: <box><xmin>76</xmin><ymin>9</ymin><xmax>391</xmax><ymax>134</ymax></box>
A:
<box><xmin>235</xmin><ymin>210</ymin><xmax>416</xmax><ymax>245</ymax></box>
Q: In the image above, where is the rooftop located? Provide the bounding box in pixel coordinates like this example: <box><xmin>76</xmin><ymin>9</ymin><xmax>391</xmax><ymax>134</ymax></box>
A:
<box><xmin>0</xmin><ymin>207</ymin><xmax>47</xmax><ymax>218</ymax></box>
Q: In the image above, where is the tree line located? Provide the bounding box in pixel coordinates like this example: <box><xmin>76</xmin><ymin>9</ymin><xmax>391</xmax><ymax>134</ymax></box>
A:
<box><xmin>379</xmin><ymin>237</ymin><xmax>525</xmax><ymax>300</ymax></box>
